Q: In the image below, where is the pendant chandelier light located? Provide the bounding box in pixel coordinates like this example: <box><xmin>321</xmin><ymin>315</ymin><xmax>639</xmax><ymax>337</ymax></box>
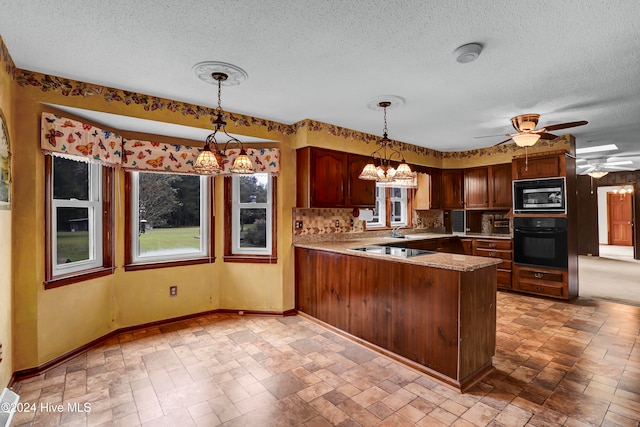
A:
<box><xmin>359</xmin><ymin>101</ymin><xmax>415</xmax><ymax>186</ymax></box>
<box><xmin>193</xmin><ymin>65</ymin><xmax>254</xmax><ymax>175</ymax></box>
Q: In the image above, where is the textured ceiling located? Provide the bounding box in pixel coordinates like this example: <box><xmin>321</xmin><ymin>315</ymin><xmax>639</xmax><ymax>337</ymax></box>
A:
<box><xmin>1</xmin><ymin>0</ymin><xmax>639</xmax><ymax>172</ymax></box>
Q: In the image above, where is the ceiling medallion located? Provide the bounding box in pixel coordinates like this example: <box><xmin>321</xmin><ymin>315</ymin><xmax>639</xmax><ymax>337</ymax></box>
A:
<box><xmin>367</xmin><ymin>95</ymin><xmax>405</xmax><ymax>111</ymax></box>
<box><xmin>192</xmin><ymin>61</ymin><xmax>248</xmax><ymax>86</ymax></box>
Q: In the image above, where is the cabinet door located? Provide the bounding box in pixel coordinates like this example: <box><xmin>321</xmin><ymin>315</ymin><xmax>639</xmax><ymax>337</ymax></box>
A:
<box><xmin>310</xmin><ymin>148</ymin><xmax>348</xmax><ymax>207</ymax></box>
<box><xmin>464</xmin><ymin>167</ymin><xmax>489</xmax><ymax>208</ymax></box>
<box><xmin>490</xmin><ymin>163</ymin><xmax>512</xmax><ymax>208</ymax></box>
<box><xmin>413</xmin><ymin>172</ymin><xmax>431</xmax><ymax>210</ymax></box>
<box><xmin>441</xmin><ymin>169</ymin><xmax>464</xmax><ymax>209</ymax></box>
<box><xmin>295</xmin><ymin>248</ymin><xmax>316</xmax><ymax>316</ymax></box>
<box><xmin>429</xmin><ymin>168</ymin><xmax>442</xmax><ymax>209</ymax></box>
<box><xmin>347</xmin><ymin>154</ymin><xmax>376</xmax><ymax>207</ymax></box>
<box><xmin>513</xmin><ymin>155</ymin><xmax>561</xmax><ymax>179</ymax></box>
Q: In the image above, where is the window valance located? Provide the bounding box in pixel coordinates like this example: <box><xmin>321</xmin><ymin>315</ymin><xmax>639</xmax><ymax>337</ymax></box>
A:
<box><xmin>41</xmin><ymin>113</ymin><xmax>123</xmax><ymax>166</ymax></box>
<box><xmin>41</xmin><ymin>113</ymin><xmax>280</xmax><ymax>175</ymax></box>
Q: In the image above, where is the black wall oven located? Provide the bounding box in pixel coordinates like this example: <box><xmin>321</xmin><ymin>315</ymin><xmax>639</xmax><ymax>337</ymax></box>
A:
<box><xmin>513</xmin><ymin>177</ymin><xmax>566</xmax><ymax>214</ymax></box>
<box><xmin>514</xmin><ymin>217</ymin><xmax>568</xmax><ymax>269</ymax></box>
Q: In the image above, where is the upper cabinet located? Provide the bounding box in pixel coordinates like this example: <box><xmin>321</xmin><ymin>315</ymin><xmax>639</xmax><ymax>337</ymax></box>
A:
<box><xmin>296</xmin><ymin>147</ymin><xmax>375</xmax><ymax>208</ymax></box>
<box><xmin>462</xmin><ymin>164</ymin><xmax>512</xmax><ymax>210</ymax></box>
<box><xmin>413</xmin><ymin>172</ymin><xmax>432</xmax><ymax>210</ymax></box>
<box><xmin>490</xmin><ymin>163</ymin><xmax>513</xmax><ymax>208</ymax></box>
<box><xmin>441</xmin><ymin>169</ymin><xmax>464</xmax><ymax>209</ymax></box>
<box><xmin>513</xmin><ymin>152</ymin><xmax>566</xmax><ymax>180</ymax></box>
<box><xmin>464</xmin><ymin>167</ymin><xmax>489</xmax><ymax>208</ymax></box>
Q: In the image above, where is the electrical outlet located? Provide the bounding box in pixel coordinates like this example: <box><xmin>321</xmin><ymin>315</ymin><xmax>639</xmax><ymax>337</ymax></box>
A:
<box><xmin>335</xmin><ymin>220</ymin><xmax>340</xmax><ymax>227</ymax></box>
<box><xmin>0</xmin><ymin>342</ymin><xmax>3</xmax><ymax>364</ymax></box>
<box><xmin>295</xmin><ymin>220</ymin><xmax>303</xmax><ymax>229</ymax></box>
<box><xmin>169</xmin><ymin>286</ymin><xmax>177</xmax><ymax>297</ymax></box>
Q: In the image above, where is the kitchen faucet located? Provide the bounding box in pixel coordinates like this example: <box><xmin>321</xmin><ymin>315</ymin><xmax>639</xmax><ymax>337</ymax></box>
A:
<box><xmin>390</xmin><ymin>226</ymin><xmax>404</xmax><ymax>238</ymax></box>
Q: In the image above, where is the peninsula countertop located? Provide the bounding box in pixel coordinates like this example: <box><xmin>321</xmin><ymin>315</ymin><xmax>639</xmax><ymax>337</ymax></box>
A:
<box><xmin>293</xmin><ymin>233</ymin><xmax>503</xmax><ymax>272</ymax></box>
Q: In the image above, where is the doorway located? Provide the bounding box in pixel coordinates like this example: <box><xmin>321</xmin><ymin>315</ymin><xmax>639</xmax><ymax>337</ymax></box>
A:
<box><xmin>607</xmin><ymin>190</ymin><xmax>633</xmax><ymax>245</ymax></box>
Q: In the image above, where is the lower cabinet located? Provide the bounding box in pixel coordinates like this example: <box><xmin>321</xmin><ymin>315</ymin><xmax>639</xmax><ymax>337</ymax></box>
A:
<box><xmin>473</xmin><ymin>238</ymin><xmax>513</xmax><ymax>290</ymax></box>
<box><xmin>512</xmin><ymin>264</ymin><xmax>569</xmax><ymax>299</ymax></box>
<box><xmin>295</xmin><ymin>247</ymin><xmax>497</xmax><ymax>391</ymax></box>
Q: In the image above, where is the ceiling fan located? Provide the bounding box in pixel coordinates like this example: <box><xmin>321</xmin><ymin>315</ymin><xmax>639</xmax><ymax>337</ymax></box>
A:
<box><xmin>577</xmin><ymin>156</ymin><xmax>636</xmax><ymax>178</ymax></box>
<box><xmin>479</xmin><ymin>114</ymin><xmax>588</xmax><ymax>147</ymax></box>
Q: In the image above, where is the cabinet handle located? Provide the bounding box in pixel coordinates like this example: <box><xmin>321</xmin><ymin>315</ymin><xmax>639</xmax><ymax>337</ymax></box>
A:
<box><xmin>489</xmin><ymin>252</ymin><xmax>496</xmax><ymax>257</ymax></box>
<box><xmin>535</xmin><ymin>286</ymin><xmax>544</xmax><ymax>291</ymax></box>
<box><xmin>488</xmin><ymin>243</ymin><xmax>497</xmax><ymax>248</ymax></box>
<box><xmin>534</xmin><ymin>272</ymin><xmax>543</xmax><ymax>279</ymax></box>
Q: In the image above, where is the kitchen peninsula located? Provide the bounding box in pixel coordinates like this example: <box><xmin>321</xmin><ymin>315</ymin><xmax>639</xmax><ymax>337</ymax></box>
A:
<box><xmin>294</xmin><ymin>234</ymin><xmax>501</xmax><ymax>391</ymax></box>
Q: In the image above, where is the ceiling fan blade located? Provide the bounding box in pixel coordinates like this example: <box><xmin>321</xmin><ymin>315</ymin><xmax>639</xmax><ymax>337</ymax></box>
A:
<box><xmin>538</xmin><ymin>132</ymin><xmax>559</xmax><ymax>140</ymax></box>
<box><xmin>584</xmin><ymin>166</ymin><xmax>595</xmax><ymax>173</ymax></box>
<box><xmin>474</xmin><ymin>133</ymin><xmax>508</xmax><ymax>139</ymax></box>
<box><xmin>543</xmin><ymin>120</ymin><xmax>588</xmax><ymax>132</ymax></box>
<box><xmin>603</xmin><ymin>165</ymin><xmax>635</xmax><ymax>170</ymax></box>
<box><xmin>493</xmin><ymin>137</ymin><xmax>513</xmax><ymax>146</ymax></box>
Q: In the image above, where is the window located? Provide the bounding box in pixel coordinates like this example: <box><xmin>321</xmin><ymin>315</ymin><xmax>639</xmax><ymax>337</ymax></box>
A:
<box><xmin>127</xmin><ymin>171</ymin><xmax>211</xmax><ymax>267</ymax></box>
<box><xmin>46</xmin><ymin>154</ymin><xmax>114</xmax><ymax>287</ymax></box>
<box><xmin>366</xmin><ymin>186</ymin><xmax>409</xmax><ymax>229</ymax></box>
<box><xmin>225</xmin><ymin>173</ymin><xmax>277</xmax><ymax>261</ymax></box>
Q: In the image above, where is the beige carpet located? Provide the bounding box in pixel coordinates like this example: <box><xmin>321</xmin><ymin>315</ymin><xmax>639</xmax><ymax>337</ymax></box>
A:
<box><xmin>579</xmin><ymin>253</ymin><xmax>640</xmax><ymax>306</ymax></box>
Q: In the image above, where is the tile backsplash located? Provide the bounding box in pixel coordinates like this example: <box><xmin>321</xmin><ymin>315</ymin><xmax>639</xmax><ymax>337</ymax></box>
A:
<box><xmin>292</xmin><ymin>208</ymin><xmax>445</xmax><ymax>236</ymax></box>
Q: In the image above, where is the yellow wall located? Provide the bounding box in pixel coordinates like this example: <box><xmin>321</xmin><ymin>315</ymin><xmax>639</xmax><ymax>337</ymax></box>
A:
<box><xmin>0</xmin><ymin>36</ymin><xmax>13</xmax><ymax>387</ymax></box>
<box><xmin>10</xmin><ymin>70</ymin><xmax>296</xmax><ymax>371</ymax></box>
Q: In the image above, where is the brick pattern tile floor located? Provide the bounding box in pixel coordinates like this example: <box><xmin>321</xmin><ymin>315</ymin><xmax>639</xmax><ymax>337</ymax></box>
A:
<box><xmin>10</xmin><ymin>292</ymin><xmax>640</xmax><ymax>426</ymax></box>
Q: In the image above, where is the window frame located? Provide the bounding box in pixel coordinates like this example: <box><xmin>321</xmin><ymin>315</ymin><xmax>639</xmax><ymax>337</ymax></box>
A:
<box><xmin>365</xmin><ymin>185</ymin><xmax>412</xmax><ymax>230</ymax></box>
<box><xmin>389</xmin><ymin>187</ymin><xmax>408</xmax><ymax>227</ymax></box>
<box><xmin>224</xmin><ymin>174</ymin><xmax>277</xmax><ymax>263</ymax></box>
<box><xmin>124</xmin><ymin>171</ymin><xmax>214</xmax><ymax>271</ymax></box>
<box><xmin>45</xmin><ymin>155</ymin><xmax>114</xmax><ymax>289</ymax></box>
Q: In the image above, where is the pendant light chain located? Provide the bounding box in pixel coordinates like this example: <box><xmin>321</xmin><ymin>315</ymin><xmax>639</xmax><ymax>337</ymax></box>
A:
<box><xmin>382</xmin><ymin>104</ymin><xmax>388</xmax><ymax>138</ymax></box>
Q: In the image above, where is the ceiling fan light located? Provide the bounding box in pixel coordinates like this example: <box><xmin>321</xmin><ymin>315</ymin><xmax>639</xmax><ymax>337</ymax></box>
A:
<box><xmin>230</xmin><ymin>149</ymin><xmax>255</xmax><ymax>174</ymax></box>
<box><xmin>359</xmin><ymin>162</ymin><xmax>379</xmax><ymax>180</ymax></box>
<box><xmin>587</xmin><ymin>170</ymin><xmax>609</xmax><ymax>179</ymax></box>
<box><xmin>512</xmin><ymin>133</ymin><xmax>540</xmax><ymax>147</ymax></box>
<box><xmin>193</xmin><ymin>143</ymin><xmax>221</xmax><ymax>174</ymax></box>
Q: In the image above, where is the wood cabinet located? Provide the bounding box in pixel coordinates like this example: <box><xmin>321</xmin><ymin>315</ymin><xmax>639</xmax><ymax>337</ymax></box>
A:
<box><xmin>297</xmin><ymin>147</ymin><xmax>375</xmax><ymax>208</ymax></box>
<box><xmin>441</xmin><ymin>169</ymin><xmax>464</xmax><ymax>209</ymax></box>
<box><xmin>428</xmin><ymin>168</ymin><xmax>442</xmax><ymax>209</ymax></box>
<box><xmin>295</xmin><ymin>247</ymin><xmax>497</xmax><ymax>391</ymax></box>
<box><xmin>473</xmin><ymin>239</ymin><xmax>513</xmax><ymax>290</ymax></box>
<box><xmin>513</xmin><ymin>264</ymin><xmax>569</xmax><ymax>299</ymax></box>
<box><xmin>512</xmin><ymin>152</ymin><xmax>566</xmax><ymax>180</ymax></box>
<box><xmin>490</xmin><ymin>163</ymin><xmax>513</xmax><ymax>208</ymax></box>
<box><xmin>413</xmin><ymin>172</ymin><xmax>432</xmax><ymax>210</ymax></box>
<box><xmin>464</xmin><ymin>167</ymin><xmax>489</xmax><ymax>208</ymax></box>
<box><xmin>347</xmin><ymin>154</ymin><xmax>377</xmax><ymax>207</ymax></box>
<box><xmin>463</xmin><ymin>164</ymin><xmax>512</xmax><ymax>210</ymax></box>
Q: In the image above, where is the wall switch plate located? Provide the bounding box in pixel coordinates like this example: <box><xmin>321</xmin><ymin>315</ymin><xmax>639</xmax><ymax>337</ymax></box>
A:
<box><xmin>169</xmin><ymin>286</ymin><xmax>177</xmax><ymax>297</ymax></box>
<box><xmin>295</xmin><ymin>220</ymin><xmax>303</xmax><ymax>229</ymax></box>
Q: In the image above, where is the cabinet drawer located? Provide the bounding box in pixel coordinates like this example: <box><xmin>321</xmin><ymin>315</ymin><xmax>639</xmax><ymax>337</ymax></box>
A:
<box><xmin>518</xmin><ymin>269</ymin><xmax>563</xmax><ymax>283</ymax></box>
<box><xmin>518</xmin><ymin>281</ymin><xmax>564</xmax><ymax>297</ymax></box>
<box><xmin>497</xmin><ymin>270</ymin><xmax>512</xmax><ymax>289</ymax></box>
<box><xmin>475</xmin><ymin>239</ymin><xmax>512</xmax><ymax>250</ymax></box>
<box><xmin>475</xmin><ymin>248</ymin><xmax>512</xmax><ymax>260</ymax></box>
<box><xmin>497</xmin><ymin>260</ymin><xmax>512</xmax><ymax>271</ymax></box>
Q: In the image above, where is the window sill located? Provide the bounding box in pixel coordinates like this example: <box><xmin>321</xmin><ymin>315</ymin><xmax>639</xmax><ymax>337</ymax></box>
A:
<box><xmin>124</xmin><ymin>257</ymin><xmax>214</xmax><ymax>272</ymax></box>
<box><xmin>223</xmin><ymin>255</ymin><xmax>278</xmax><ymax>264</ymax></box>
<box><xmin>44</xmin><ymin>267</ymin><xmax>114</xmax><ymax>290</ymax></box>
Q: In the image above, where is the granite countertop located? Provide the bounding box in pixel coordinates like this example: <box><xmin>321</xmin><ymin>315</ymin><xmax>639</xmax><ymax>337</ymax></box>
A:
<box><xmin>294</xmin><ymin>235</ymin><xmax>502</xmax><ymax>272</ymax></box>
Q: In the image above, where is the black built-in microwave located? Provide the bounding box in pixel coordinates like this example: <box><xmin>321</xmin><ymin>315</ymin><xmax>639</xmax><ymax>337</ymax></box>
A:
<box><xmin>512</xmin><ymin>177</ymin><xmax>566</xmax><ymax>214</ymax></box>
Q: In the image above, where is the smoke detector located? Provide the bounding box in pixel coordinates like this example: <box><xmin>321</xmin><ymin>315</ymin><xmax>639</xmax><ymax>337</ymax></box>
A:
<box><xmin>453</xmin><ymin>43</ymin><xmax>483</xmax><ymax>64</ymax></box>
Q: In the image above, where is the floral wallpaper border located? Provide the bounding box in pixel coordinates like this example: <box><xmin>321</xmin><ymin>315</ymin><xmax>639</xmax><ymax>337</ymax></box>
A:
<box><xmin>12</xmin><ymin>66</ymin><xmax>568</xmax><ymax>162</ymax></box>
<box><xmin>0</xmin><ymin>35</ymin><xmax>16</xmax><ymax>78</ymax></box>
<box><xmin>15</xmin><ymin>69</ymin><xmax>295</xmax><ymax>136</ymax></box>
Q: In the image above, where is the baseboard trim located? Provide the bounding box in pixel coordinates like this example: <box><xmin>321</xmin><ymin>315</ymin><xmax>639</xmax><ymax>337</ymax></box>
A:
<box><xmin>10</xmin><ymin>307</ymin><xmax>294</xmax><ymax>385</ymax></box>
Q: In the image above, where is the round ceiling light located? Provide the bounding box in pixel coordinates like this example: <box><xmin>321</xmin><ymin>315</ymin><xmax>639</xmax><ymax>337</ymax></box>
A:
<box><xmin>453</xmin><ymin>43</ymin><xmax>483</xmax><ymax>64</ymax></box>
